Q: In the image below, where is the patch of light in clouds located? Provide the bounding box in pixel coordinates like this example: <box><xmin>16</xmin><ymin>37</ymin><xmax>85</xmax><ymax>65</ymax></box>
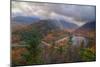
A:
<box><xmin>12</xmin><ymin>1</ymin><xmax>96</xmax><ymax>26</ymax></box>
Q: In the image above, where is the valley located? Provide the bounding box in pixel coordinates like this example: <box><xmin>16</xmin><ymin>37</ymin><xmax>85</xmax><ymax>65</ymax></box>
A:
<box><xmin>11</xmin><ymin>18</ymin><xmax>96</xmax><ymax>66</ymax></box>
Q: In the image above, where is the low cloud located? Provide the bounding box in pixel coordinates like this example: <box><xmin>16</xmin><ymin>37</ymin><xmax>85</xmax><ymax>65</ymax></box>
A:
<box><xmin>12</xmin><ymin>1</ymin><xmax>96</xmax><ymax>26</ymax></box>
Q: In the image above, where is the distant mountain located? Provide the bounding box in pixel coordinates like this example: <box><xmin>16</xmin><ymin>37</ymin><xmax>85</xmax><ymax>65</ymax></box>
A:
<box><xmin>31</xmin><ymin>19</ymin><xmax>61</xmax><ymax>34</ymax></box>
<box><xmin>12</xmin><ymin>16</ymin><xmax>40</xmax><ymax>24</ymax></box>
<box><xmin>81</xmin><ymin>21</ymin><xmax>96</xmax><ymax>30</ymax></box>
<box><xmin>12</xmin><ymin>17</ymin><xmax>79</xmax><ymax>36</ymax></box>
<box><xmin>12</xmin><ymin>15</ymin><xmax>78</xmax><ymax>29</ymax></box>
<box><xmin>76</xmin><ymin>21</ymin><xmax>96</xmax><ymax>31</ymax></box>
<box><xmin>31</xmin><ymin>19</ymin><xmax>78</xmax><ymax>35</ymax></box>
<box><xmin>32</xmin><ymin>19</ymin><xmax>78</xmax><ymax>29</ymax></box>
<box><xmin>73</xmin><ymin>21</ymin><xmax>96</xmax><ymax>37</ymax></box>
<box><xmin>59</xmin><ymin>19</ymin><xmax>78</xmax><ymax>29</ymax></box>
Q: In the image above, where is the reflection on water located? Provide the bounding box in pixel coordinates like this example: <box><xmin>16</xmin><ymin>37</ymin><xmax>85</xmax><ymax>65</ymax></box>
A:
<box><xmin>71</xmin><ymin>35</ymin><xmax>88</xmax><ymax>47</ymax></box>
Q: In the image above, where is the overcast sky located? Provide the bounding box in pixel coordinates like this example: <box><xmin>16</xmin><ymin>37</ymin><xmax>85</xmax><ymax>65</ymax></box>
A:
<box><xmin>12</xmin><ymin>1</ymin><xmax>96</xmax><ymax>26</ymax></box>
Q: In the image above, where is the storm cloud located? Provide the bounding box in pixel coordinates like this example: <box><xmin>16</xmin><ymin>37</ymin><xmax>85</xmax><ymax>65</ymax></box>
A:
<box><xmin>12</xmin><ymin>1</ymin><xmax>96</xmax><ymax>26</ymax></box>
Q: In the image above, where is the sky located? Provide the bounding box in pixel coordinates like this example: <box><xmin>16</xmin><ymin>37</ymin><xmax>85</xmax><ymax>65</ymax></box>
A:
<box><xmin>12</xmin><ymin>1</ymin><xmax>96</xmax><ymax>26</ymax></box>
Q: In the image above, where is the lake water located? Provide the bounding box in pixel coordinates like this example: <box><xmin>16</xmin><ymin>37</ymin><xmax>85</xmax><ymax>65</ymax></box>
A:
<box><xmin>71</xmin><ymin>35</ymin><xmax>88</xmax><ymax>47</ymax></box>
